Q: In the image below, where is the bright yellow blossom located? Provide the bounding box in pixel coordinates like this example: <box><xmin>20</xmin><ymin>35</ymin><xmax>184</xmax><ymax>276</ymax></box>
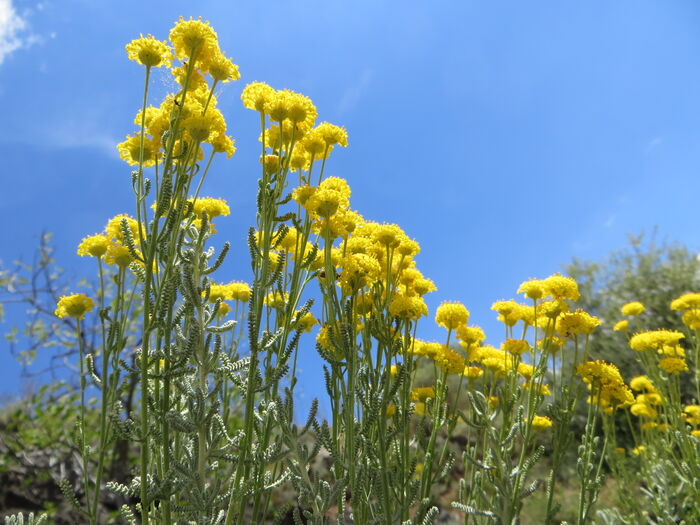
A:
<box><xmin>658</xmin><ymin>357</ymin><xmax>688</xmax><ymax>375</ymax></box>
<box><xmin>621</xmin><ymin>301</ymin><xmax>645</xmax><ymax>316</ymax></box>
<box><xmin>203</xmin><ymin>52</ymin><xmax>240</xmax><ymax>82</ymax></box>
<box><xmin>517</xmin><ymin>279</ymin><xmax>545</xmax><ymax>300</ymax></box>
<box><xmin>531</xmin><ymin>415</ymin><xmax>553</xmax><ymax>430</ymax></box>
<box><xmin>55</xmin><ymin>294</ymin><xmax>95</xmax><ymax>320</ymax></box>
<box><xmin>613</xmin><ymin>320</ymin><xmax>629</xmax><ymax>332</ymax></box>
<box><xmin>77</xmin><ymin>234</ymin><xmax>111</xmax><ymax>258</ymax></box>
<box><xmin>435</xmin><ymin>301</ymin><xmax>470</xmax><ymax>330</ymax></box>
<box><xmin>670</xmin><ymin>292</ymin><xmax>700</xmax><ymax>311</ymax></box>
<box><xmin>125</xmin><ymin>34</ymin><xmax>172</xmax><ymax>67</ymax></box>
<box><xmin>542</xmin><ymin>274</ymin><xmax>580</xmax><ymax>301</ymax></box>
<box><xmin>169</xmin><ymin>17</ymin><xmax>219</xmax><ymax>64</ymax></box>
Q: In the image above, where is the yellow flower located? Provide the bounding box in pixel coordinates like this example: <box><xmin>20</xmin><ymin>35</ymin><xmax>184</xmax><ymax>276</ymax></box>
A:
<box><xmin>264</xmin><ymin>291</ymin><xmax>288</xmax><ymax>309</ymax></box>
<box><xmin>117</xmin><ymin>134</ymin><xmax>159</xmax><ymax>167</ymax></box>
<box><xmin>630</xmin><ymin>376</ymin><xmax>657</xmax><ymax>393</ymax></box>
<box><xmin>316</xmin><ymin>122</ymin><xmax>349</xmax><ymax>147</ymax></box>
<box><xmin>218</xmin><ymin>302</ymin><xmax>232</xmax><ymax>317</ymax></box>
<box><xmin>412</xmin><ymin>278</ymin><xmax>437</xmax><ymax>297</ymax></box>
<box><xmin>632</xmin><ymin>445</ymin><xmax>646</xmax><ymax>455</ymax></box>
<box><xmin>306</xmin><ymin>188</ymin><xmax>345</xmax><ymax>218</ymax></box>
<box><xmin>523</xmin><ymin>381</ymin><xmax>551</xmax><ymax>396</ymax></box>
<box><xmin>557</xmin><ymin>310</ymin><xmax>601</xmax><ymax>335</ymax></box>
<box><xmin>531</xmin><ymin>415</ymin><xmax>553</xmax><ymax>430</ymax></box>
<box><xmin>517</xmin><ymin>279</ymin><xmax>545</xmax><ymax>300</ymax></box>
<box><xmin>658</xmin><ymin>357</ymin><xmax>688</xmax><ymax>375</ymax></box>
<box><xmin>629</xmin><ymin>330</ymin><xmax>684</xmax><ymax>352</ymax></box>
<box><xmin>456</xmin><ymin>325</ymin><xmax>486</xmax><ymax>346</ymax></box>
<box><xmin>537</xmin><ymin>299</ymin><xmax>569</xmax><ymax>320</ymax></box>
<box><xmin>242</xmin><ymin>81</ymin><xmax>275</xmax><ymax>112</ymax></box>
<box><xmin>169</xmin><ymin>17</ymin><xmax>219</xmax><ymax>63</ymax></box>
<box><xmin>208</xmin><ymin>283</ymin><xmax>231</xmax><ymax>302</ymax></box>
<box><xmin>125</xmin><ymin>34</ymin><xmax>172</xmax><ymax>67</ymax></box>
<box><xmin>502</xmin><ymin>339</ymin><xmax>530</xmax><ymax>355</ymax></box>
<box><xmin>434</xmin><ymin>346</ymin><xmax>466</xmax><ymax>374</ymax></box>
<box><xmin>637</xmin><ymin>393</ymin><xmax>662</xmax><ymax>405</ymax></box>
<box><xmin>77</xmin><ymin>234</ymin><xmax>111</xmax><ymax>258</ymax></box>
<box><xmin>388</xmin><ymin>294</ymin><xmax>428</xmax><ymax>321</ymax></box>
<box><xmin>683</xmin><ymin>405</ymin><xmax>700</xmax><ymax>425</ymax></box>
<box><xmin>613</xmin><ymin>320</ymin><xmax>629</xmax><ymax>332</ymax></box>
<box><xmin>681</xmin><ymin>309</ymin><xmax>700</xmax><ymax>330</ymax></box>
<box><xmin>211</xmin><ymin>133</ymin><xmax>237</xmax><ymax>157</ymax></box>
<box><xmin>229</xmin><ymin>282</ymin><xmax>252</xmax><ymax>302</ymax></box>
<box><xmin>630</xmin><ymin>403</ymin><xmax>657</xmax><ymax>419</ymax></box>
<box><xmin>462</xmin><ymin>366</ymin><xmax>484</xmax><ymax>379</ymax></box>
<box><xmin>517</xmin><ymin>362</ymin><xmax>535</xmax><ymax>380</ymax></box>
<box><xmin>285</xmin><ymin>90</ymin><xmax>317</xmax><ymax>128</ymax></box>
<box><xmin>435</xmin><ymin>301</ymin><xmax>470</xmax><ymax>330</ymax></box>
<box><xmin>621</xmin><ymin>301</ymin><xmax>645</xmax><ymax>316</ymax></box>
<box><xmin>411</xmin><ymin>387</ymin><xmax>436</xmax><ymax>402</ymax></box>
<box><xmin>104</xmin><ymin>244</ymin><xmax>134</xmax><ymax>268</ymax></box>
<box><xmin>372</xmin><ymin>223</ymin><xmax>405</xmax><ymax>249</ymax></box>
<box><xmin>542</xmin><ymin>274</ymin><xmax>580</xmax><ymax>301</ymax></box>
<box><xmin>105</xmin><ymin>214</ymin><xmax>140</xmax><ymax>243</ymax></box>
<box><xmin>183</xmin><ymin>115</ymin><xmax>214</xmax><ymax>142</ymax></box>
<box><xmin>295</xmin><ymin>312</ymin><xmax>318</xmax><ymax>333</ymax></box>
<box><xmin>191</xmin><ymin>197</ymin><xmax>231</xmax><ymax>219</ymax></box>
<box><xmin>55</xmin><ymin>294</ymin><xmax>95</xmax><ymax>320</ymax></box>
<box><xmin>292</xmin><ymin>185</ymin><xmax>317</xmax><ymax>207</ymax></box>
<box><xmin>338</xmin><ymin>253</ymin><xmax>382</xmax><ymax>292</ymax></box>
<box><xmin>203</xmin><ymin>52</ymin><xmax>240</xmax><ymax>82</ymax></box>
<box><xmin>670</xmin><ymin>292</ymin><xmax>700</xmax><ymax>311</ymax></box>
<box><xmin>386</xmin><ymin>404</ymin><xmax>396</xmax><ymax>417</ymax></box>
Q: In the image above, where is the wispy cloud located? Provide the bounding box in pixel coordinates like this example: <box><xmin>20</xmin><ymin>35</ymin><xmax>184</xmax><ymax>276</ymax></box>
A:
<box><xmin>645</xmin><ymin>136</ymin><xmax>663</xmax><ymax>154</ymax></box>
<box><xmin>0</xmin><ymin>0</ymin><xmax>30</xmax><ymax>65</ymax></box>
<box><xmin>337</xmin><ymin>68</ymin><xmax>373</xmax><ymax>115</ymax></box>
<box><xmin>41</xmin><ymin>117</ymin><xmax>119</xmax><ymax>158</ymax></box>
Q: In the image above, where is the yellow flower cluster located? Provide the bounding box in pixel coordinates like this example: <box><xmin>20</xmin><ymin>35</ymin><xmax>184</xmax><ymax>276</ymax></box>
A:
<box><xmin>125</xmin><ymin>34</ymin><xmax>172</xmax><ymax>68</ymax></box>
<box><xmin>207</xmin><ymin>281</ymin><xmax>252</xmax><ymax>303</ymax></box>
<box><xmin>621</xmin><ymin>301</ymin><xmax>645</xmax><ymax>316</ymax></box>
<box><xmin>629</xmin><ymin>330</ymin><xmax>684</xmax><ymax>351</ymax></box>
<box><xmin>577</xmin><ymin>360</ymin><xmax>634</xmax><ymax>408</ymax></box>
<box><xmin>435</xmin><ymin>302</ymin><xmax>470</xmax><ymax>330</ymax></box>
<box><xmin>55</xmin><ymin>294</ymin><xmax>95</xmax><ymax>320</ymax></box>
<box><xmin>120</xmin><ymin>18</ymin><xmax>238</xmax><ymax>168</ymax></box>
<box><xmin>670</xmin><ymin>292</ymin><xmax>700</xmax><ymax>311</ymax></box>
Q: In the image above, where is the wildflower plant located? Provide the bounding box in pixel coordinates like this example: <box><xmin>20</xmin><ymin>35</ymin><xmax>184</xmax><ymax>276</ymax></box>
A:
<box><xmin>12</xmin><ymin>14</ymin><xmax>695</xmax><ymax>525</ymax></box>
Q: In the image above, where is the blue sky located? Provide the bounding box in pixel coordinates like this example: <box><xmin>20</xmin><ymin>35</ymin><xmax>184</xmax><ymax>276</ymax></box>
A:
<box><xmin>2</xmin><ymin>0</ymin><xmax>700</xmax><ymax>416</ymax></box>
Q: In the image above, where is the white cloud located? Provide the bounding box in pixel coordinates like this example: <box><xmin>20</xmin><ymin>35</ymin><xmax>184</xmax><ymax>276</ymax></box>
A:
<box><xmin>0</xmin><ymin>0</ymin><xmax>29</xmax><ymax>65</ymax></box>
<box><xmin>645</xmin><ymin>136</ymin><xmax>663</xmax><ymax>154</ymax></box>
<box><xmin>41</xmin><ymin>117</ymin><xmax>119</xmax><ymax>158</ymax></box>
<box><xmin>338</xmin><ymin>69</ymin><xmax>373</xmax><ymax>115</ymax></box>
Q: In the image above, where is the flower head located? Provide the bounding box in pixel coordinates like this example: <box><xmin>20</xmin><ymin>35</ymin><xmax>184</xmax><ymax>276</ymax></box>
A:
<box><xmin>531</xmin><ymin>415</ymin><xmax>553</xmax><ymax>430</ymax></box>
<box><xmin>55</xmin><ymin>294</ymin><xmax>94</xmax><ymax>320</ymax></box>
<box><xmin>517</xmin><ymin>279</ymin><xmax>545</xmax><ymax>300</ymax></box>
<box><xmin>670</xmin><ymin>292</ymin><xmax>700</xmax><ymax>311</ymax></box>
<box><xmin>435</xmin><ymin>301</ymin><xmax>470</xmax><ymax>330</ymax></box>
<box><xmin>542</xmin><ymin>274</ymin><xmax>580</xmax><ymax>301</ymax></box>
<box><xmin>621</xmin><ymin>301</ymin><xmax>645</xmax><ymax>316</ymax></box>
<box><xmin>169</xmin><ymin>17</ymin><xmax>219</xmax><ymax>64</ymax></box>
<box><xmin>125</xmin><ymin>34</ymin><xmax>172</xmax><ymax>67</ymax></box>
<box><xmin>203</xmin><ymin>52</ymin><xmax>240</xmax><ymax>82</ymax></box>
<box><xmin>77</xmin><ymin>234</ymin><xmax>111</xmax><ymax>258</ymax></box>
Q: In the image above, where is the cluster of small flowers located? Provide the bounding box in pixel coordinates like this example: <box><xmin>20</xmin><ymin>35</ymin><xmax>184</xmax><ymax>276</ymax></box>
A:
<box><xmin>119</xmin><ymin>17</ymin><xmax>239</xmax><ymax>168</ymax></box>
